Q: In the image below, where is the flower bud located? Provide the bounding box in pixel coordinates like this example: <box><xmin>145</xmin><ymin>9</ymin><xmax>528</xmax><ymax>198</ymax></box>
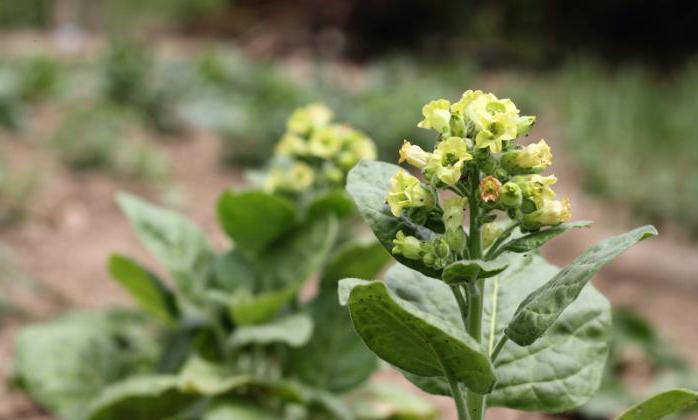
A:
<box><xmin>479</xmin><ymin>176</ymin><xmax>502</xmax><ymax>203</ymax></box>
<box><xmin>386</xmin><ymin>170</ymin><xmax>433</xmax><ymax>217</ymax></box>
<box><xmin>482</xmin><ymin>222</ymin><xmax>504</xmax><ymax>249</ymax></box>
<box><xmin>392</xmin><ymin>230</ymin><xmax>423</xmax><ymax>260</ymax></box>
<box><xmin>275</xmin><ymin>134</ymin><xmax>307</xmax><ymax>156</ymax></box>
<box><xmin>398</xmin><ymin>140</ymin><xmax>431</xmax><ymax>169</ymax></box>
<box><xmin>516</xmin><ymin>115</ymin><xmax>536</xmax><ymax>137</ymax></box>
<box><xmin>444</xmin><ymin>228</ymin><xmax>467</xmax><ymax>254</ymax></box>
<box><xmin>522</xmin><ymin>197</ymin><xmax>572</xmax><ymax>230</ymax></box>
<box><xmin>442</xmin><ymin>195</ymin><xmax>467</xmax><ymax>231</ymax></box>
<box><xmin>264</xmin><ymin>163</ymin><xmax>315</xmax><ymax>193</ymax></box>
<box><xmin>500</xmin><ymin>182</ymin><xmax>523</xmax><ymax>208</ymax></box>
<box><xmin>417</xmin><ymin>99</ymin><xmax>452</xmax><ymax>134</ymax></box>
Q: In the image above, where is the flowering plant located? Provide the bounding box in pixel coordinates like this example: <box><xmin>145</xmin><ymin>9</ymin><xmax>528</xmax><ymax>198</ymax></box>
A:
<box><xmin>340</xmin><ymin>90</ymin><xmax>668</xmax><ymax>419</ymax></box>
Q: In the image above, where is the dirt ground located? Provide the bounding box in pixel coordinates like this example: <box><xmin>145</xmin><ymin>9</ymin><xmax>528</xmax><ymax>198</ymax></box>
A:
<box><xmin>1</xmin><ymin>42</ymin><xmax>697</xmax><ymax>419</ymax></box>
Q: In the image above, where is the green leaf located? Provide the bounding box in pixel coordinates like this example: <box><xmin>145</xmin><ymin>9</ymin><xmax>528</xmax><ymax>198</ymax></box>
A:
<box><xmin>484</xmin><ymin>254</ymin><xmax>612</xmax><ymax>412</ymax></box>
<box><xmin>177</xmin><ymin>356</ymin><xmax>253</xmax><ymax>396</ymax></box>
<box><xmin>228</xmin><ymin>313</ymin><xmax>314</xmax><ymax>348</ymax></box>
<box><xmin>108</xmin><ymin>254</ymin><xmax>179</xmax><ymax>323</ymax></box>
<box><xmin>339</xmin><ymin>278</ymin><xmax>495</xmax><ymax>394</ymax></box>
<box><xmin>203</xmin><ymin>401</ymin><xmax>278</xmax><ymax>420</ymax></box>
<box><xmin>345</xmin><ymin>383</ymin><xmax>438</xmax><ymax>419</ymax></box>
<box><xmin>87</xmin><ymin>375</ymin><xmax>197</xmax><ymax>420</ymax></box>
<box><xmin>227</xmin><ymin>285</ymin><xmax>299</xmax><ymax>325</ymax></box>
<box><xmin>15</xmin><ymin>314</ymin><xmax>126</xmax><ymax>420</ymax></box>
<box><xmin>613</xmin><ymin>388</ymin><xmax>698</xmax><ymax>420</ymax></box>
<box><xmin>320</xmin><ymin>240</ymin><xmax>389</xmax><ymax>293</ymax></box>
<box><xmin>290</xmin><ymin>292</ymin><xmax>377</xmax><ymax>393</ymax></box>
<box><xmin>116</xmin><ymin>193</ymin><xmax>213</xmax><ymax>300</ymax></box>
<box><xmin>217</xmin><ymin>190</ymin><xmax>296</xmax><ymax>256</ymax></box>
<box><xmin>505</xmin><ymin>225</ymin><xmax>656</xmax><ymax>346</ymax></box>
<box><xmin>498</xmin><ymin>221</ymin><xmax>591</xmax><ymax>254</ymax></box>
<box><xmin>306</xmin><ymin>189</ymin><xmax>355</xmax><ymax>219</ymax></box>
<box><xmin>442</xmin><ymin>258</ymin><xmax>509</xmax><ymax>285</ymax></box>
<box><xmin>346</xmin><ymin>161</ymin><xmax>440</xmax><ymax>278</ymax></box>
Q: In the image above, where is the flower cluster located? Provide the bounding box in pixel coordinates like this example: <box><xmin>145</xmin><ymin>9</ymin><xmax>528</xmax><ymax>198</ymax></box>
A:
<box><xmin>388</xmin><ymin>90</ymin><xmax>571</xmax><ymax>269</ymax></box>
<box><xmin>265</xmin><ymin>103</ymin><xmax>377</xmax><ymax>194</ymax></box>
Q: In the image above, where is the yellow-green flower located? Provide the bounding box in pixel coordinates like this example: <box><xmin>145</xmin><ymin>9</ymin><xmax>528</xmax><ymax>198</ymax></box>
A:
<box><xmin>513</xmin><ymin>174</ymin><xmax>558</xmax><ymax>208</ymax></box>
<box><xmin>392</xmin><ymin>230</ymin><xmax>423</xmax><ymax>260</ymax></box>
<box><xmin>522</xmin><ymin>197</ymin><xmax>572</xmax><ymax>229</ymax></box>
<box><xmin>287</xmin><ymin>103</ymin><xmax>333</xmax><ymax>135</ymax></box>
<box><xmin>386</xmin><ymin>170</ymin><xmax>433</xmax><ymax>217</ymax></box>
<box><xmin>417</xmin><ymin>99</ymin><xmax>452</xmax><ymax>134</ymax></box>
<box><xmin>264</xmin><ymin>162</ymin><xmax>315</xmax><ymax>193</ymax></box>
<box><xmin>398</xmin><ymin>140</ymin><xmax>431</xmax><ymax>169</ymax></box>
<box><xmin>451</xmin><ymin>89</ymin><xmax>484</xmax><ymax>116</ymax></box>
<box><xmin>464</xmin><ymin>93</ymin><xmax>520</xmax><ymax>153</ymax></box>
<box><xmin>308</xmin><ymin>126</ymin><xmax>343</xmax><ymax>159</ymax></box>
<box><xmin>517</xmin><ymin>116</ymin><xmax>536</xmax><ymax>137</ymax></box>
<box><xmin>425</xmin><ymin>137</ymin><xmax>473</xmax><ymax>186</ymax></box>
<box><xmin>508</xmin><ymin>139</ymin><xmax>552</xmax><ymax>171</ymax></box>
<box><xmin>275</xmin><ymin>133</ymin><xmax>307</xmax><ymax>156</ymax></box>
<box><xmin>442</xmin><ymin>195</ymin><xmax>467</xmax><ymax>231</ymax></box>
<box><xmin>336</xmin><ymin>127</ymin><xmax>376</xmax><ymax>168</ymax></box>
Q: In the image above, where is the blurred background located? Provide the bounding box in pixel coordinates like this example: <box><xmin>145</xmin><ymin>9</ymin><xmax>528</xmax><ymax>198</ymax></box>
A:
<box><xmin>1</xmin><ymin>1</ymin><xmax>698</xmax><ymax>418</ymax></box>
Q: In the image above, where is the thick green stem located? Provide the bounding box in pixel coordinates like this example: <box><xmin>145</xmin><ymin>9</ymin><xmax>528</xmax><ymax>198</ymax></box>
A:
<box><xmin>446</xmin><ymin>372</ymin><xmax>469</xmax><ymax>420</ymax></box>
<box><xmin>465</xmin><ymin>167</ymin><xmax>486</xmax><ymax>420</ymax></box>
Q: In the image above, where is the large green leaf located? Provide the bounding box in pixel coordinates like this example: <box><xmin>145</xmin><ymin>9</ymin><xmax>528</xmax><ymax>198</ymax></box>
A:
<box><xmin>217</xmin><ymin>190</ymin><xmax>296</xmax><ymax>256</ymax></box>
<box><xmin>15</xmin><ymin>314</ymin><xmax>131</xmax><ymax>420</ymax></box>
<box><xmin>290</xmin><ymin>292</ymin><xmax>377</xmax><ymax>393</ymax></box>
<box><xmin>613</xmin><ymin>388</ymin><xmax>698</xmax><ymax>420</ymax></box>
<box><xmin>87</xmin><ymin>375</ymin><xmax>197</xmax><ymax>420</ymax></box>
<box><xmin>227</xmin><ymin>285</ymin><xmax>298</xmax><ymax>325</ymax></box>
<box><xmin>108</xmin><ymin>254</ymin><xmax>179</xmax><ymax>323</ymax></box>
<box><xmin>339</xmin><ymin>277</ymin><xmax>495</xmax><ymax>394</ymax></box>
<box><xmin>346</xmin><ymin>161</ymin><xmax>440</xmax><ymax>278</ymax></box>
<box><xmin>484</xmin><ymin>255</ymin><xmax>611</xmax><ymax>412</ymax></box>
<box><xmin>385</xmin><ymin>259</ymin><xmax>611</xmax><ymax>413</ymax></box>
<box><xmin>320</xmin><ymin>240</ymin><xmax>390</xmax><ymax>293</ymax></box>
<box><xmin>228</xmin><ymin>313</ymin><xmax>314</xmax><ymax>348</ymax></box>
<box><xmin>117</xmin><ymin>193</ymin><xmax>213</xmax><ymax>300</ymax></box>
<box><xmin>505</xmin><ymin>225</ymin><xmax>656</xmax><ymax>346</ymax></box>
<box><xmin>497</xmin><ymin>221</ymin><xmax>591</xmax><ymax>255</ymax></box>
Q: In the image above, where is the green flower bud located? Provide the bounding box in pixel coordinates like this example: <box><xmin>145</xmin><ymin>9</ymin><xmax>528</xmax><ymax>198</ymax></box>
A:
<box><xmin>386</xmin><ymin>170</ymin><xmax>433</xmax><ymax>217</ymax></box>
<box><xmin>500</xmin><ymin>182</ymin><xmax>523</xmax><ymax>208</ymax></box>
<box><xmin>417</xmin><ymin>99</ymin><xmax>452</xmax><ymax>134</ymax></box>
<box><xmin>482</xmin><ymin>222</ymin><xmax>504</xmax><ymax>249</ymax></box>
<box><xmin>442</xmin><ymin>195</ymin><xmax>467</xmax><ymax>231</ymax></box>
<box><xmin>392</xmin><ymin>230</ymin><xmax>423</xmax><ymax>260</ymax></box>
<box><xmin>444</xmin><ymin>228</ymin><xmax>466</xmax><ymax>254</ymax></box>
<box><xmin>516</xmin><ymin>115</ymin><xmax>536</xmax><ymax>137</ymax></box>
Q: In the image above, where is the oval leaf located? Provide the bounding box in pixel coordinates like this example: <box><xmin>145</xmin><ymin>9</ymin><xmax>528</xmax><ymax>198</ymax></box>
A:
<box><xmin>613</xmin><ymin>388</ymin><xmax>698</xmax><ymax>420</ymax></box>
<box><xmin>442</xmin><ymin>258</ymin><xmax>509</xmax><ymax>285</ymax></box>
<box><xmin>505</xmin><ymin>225</ymin><xmax>657</xmax><ymax>346</ymax></box>
<box><xmin>346</xmin><ymin>161</ymin><xmax>440</xmax><ymax>278</ymax></box>
<box><xmin>108</xmin><ymin>254</ymin><xmax>179</xmax><ymax>323</ymax></box>
<box><xmin>228</xmin><ymin>313</ymin><xmax>314</xmax><ymax>348</ymax></box>
<box><xmin>341</xmin><ymin>278</ymin><xmax>495</xmax><ymax>394</ymax></box>
<box><xmin>217</xmin><ymin>190</ymin><xmax>296</xmax><ymax>256</ymax></box>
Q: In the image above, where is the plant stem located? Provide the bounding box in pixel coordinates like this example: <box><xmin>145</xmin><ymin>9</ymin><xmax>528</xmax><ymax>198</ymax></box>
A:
<box><xmin>465</xmin><ymin>167</ymin><xmax>486</xmax><ymax>420</ymax></box>
<box><xmin>491</xmin><ymin>336</ymin><xmax>509</xmax><ymax>362</ymax></box>
<box><xmin>446</xmin><ymin>372</ymin><xmax>470</xmax><ymax>420</ymax></box>
<box><xmin>451</xmin><ymin>285</ymin><xmax>469</xmax><ymax>331</ymax></box>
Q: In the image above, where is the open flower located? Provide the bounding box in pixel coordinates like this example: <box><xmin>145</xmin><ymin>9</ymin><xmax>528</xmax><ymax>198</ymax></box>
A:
<box><xmin>522</xmin><ymin>197</ymin><xmax>572</xmax><ymax>229</ymax></box>
<box><xmin>425</xmin><ymin>137</ymin><xmax>473</xmax><ymax>186</ymax></box>
<box><xmin>399</xmin><ymin>140</ymin><xmax>431</xmax><ymax>169</ymax></box>
<box><xmin>336</xmin><ymin>126</ymin><xmax>376</xmax><ymax>168</ymax></box>
<box><xmin>275</xmin><ymin>133</ymin><xmax>307</xmax><ymax>156</ymax></box>
<box><xmin>417</xmin><ymin>99</ymin><xmax>452</xmax><ymax>134</ymax></box>
<box><xmin>264</xmin><ymin>162</ymin><xmax>315</xmax><ymax>193</ymax></box>
<box><xmin>463</xmin><ymin>93</ymin><xmax>520</xmax><ymax>153</ymax></box>
<box><xmin>287</xmin><ymin>103</ymin><xmax>333</xmax><ymax>135</ymax></box>
<box><xmin>386</xmin><ymin>170</ymin><xmax>433</xmax><ymax>217</ymax></box>
<box><xmin>450</xmin><ymin>89</ymin><xmax>484</xmax><ymax>116</ymax></box>
<box><xmin>513</xmin><ymin>174</ymin><xmax>557</xmax><ymax>209</ymax></box>
<box><xmin>480</xmin><ymin>176</ymin><xmax>502</xmax><ymax>203</ymax></box>
<box><xmin>308</xmin><ymin>126</ymin><xmax>343</xmax><ymax>159</ymax></box>
<box><xmin>505</xmin><ymin>139</ymin><xmax>552</xmax><ymax>171</ymax></box>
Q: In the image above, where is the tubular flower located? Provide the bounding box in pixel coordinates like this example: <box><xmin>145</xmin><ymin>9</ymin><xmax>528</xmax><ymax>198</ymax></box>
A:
<box><xmin>386</xmin><ymin>170</ymin><xmax>433</xmax><ymax>217</ymax></box>
<box><xmin>522</xmin><ymin>197</ymin><xmax>572</xmax><ymax>229</ymax></box>
<box><xmin>504</xmin><ymin>139</ymin><xmax>552</xmax><ymax>171</ymax></box>
<box><xmin>264</xmin><ymin>162</ymin><xmax>315</xmax><ymax>193</ymax></box>
<box><xmin>287</xmin><ymin>103</ymin><xmax>333</xmax><ymax>135</ymax></box>
<box><xmin>308</xmin><ymin>126</ymin><xmax>343</xmax><ymax>159</ymax></box>
<box><xmin>392</xmin><ymin>230</ymin><xmax>423</xmax><ymax>260</ymax></box>
<box><xmin>336</xmin><ymin>127</ymin><xmax>376</xmax><ymax>169</ymax></box>
<box><xmin>450</xmin><ymin>89</ymin><xmax>484</xmax><ymax>116</ymax></box>
<box><xmin>417</xmin><ymin>99</ymin><xmax>452</xmax><ymax>134</ymax></box>
<box><xmin>425</xmin><ymin>137</ymin><xmax>473</xmax><ymax>186</ymax></box>
<box><xmin>513</xmin><ymin>174</ymin><xmax>557</xmax><ymax>209</ymax></box>
<box><xmin>464</xmin><ymin>93</ymin><xmax>520</xmax><ymax>153</ymax></box>
<box><xmin>442</xmin><ymin>196</ymin><xmax>467</xmax><ymax>231</ymax></box>
<box><xmin>399</xmin><ymin>140</ymin><xmax>431</xmax><ymax>169</ymax></box>
<box><xmin>516</xmin><ymin>116</ymin><xmax>536</xmax><ymax>137</ymax></box>
<box><xmin>480</xmin><ymin>176</ymin><xmax>502</xmax><ymax>203</ymax></box>
<box><xmin>275</xmin><ymin>134</ymin><xmax>307</xmax><ymax>157</ymax></box>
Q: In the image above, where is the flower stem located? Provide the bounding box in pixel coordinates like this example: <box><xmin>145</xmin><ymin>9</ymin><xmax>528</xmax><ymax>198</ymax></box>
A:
<box><xmin>451</xmin><ymin>285</ymin><xmax>469</xmax><ymax>331</ymax></box>
<box><xmin>446</xmin><ymin>372</ymin><xmax>470</xmax><ymax>420</ymax></box>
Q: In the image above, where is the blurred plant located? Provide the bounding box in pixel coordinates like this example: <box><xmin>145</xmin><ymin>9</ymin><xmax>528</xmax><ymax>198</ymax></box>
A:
<box><xmin>13</xmin><ymin>106</ymin><xmax>435</xmax><ymax>419</ymax></box>
<box><xmin>577</xmin><ymin>308</ymin><xmax>698</xmax><ymax>419</ymax></box>
<box><xmin>19</xmin><ymin>55</ymin><xmax>62</xmax><ymax>102</ymax></box>
<box><xmin>0</xmin><ymin>149</ymin><xmax>41</xmax><ymax>225</ymax></box>
<box><xmin>0</xmin><ymin>65</ymin><xmax>24</xmax><ymax>130</ymax></box>
<box><xmin>339</xmin><ymin>89</ymin><xmax>662</xmax><ymax>420</ymax></box>
<box><xmin>50</xmin><ymin>104</ymin><xmax>170</xmax><ymax>183</ymax></box>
